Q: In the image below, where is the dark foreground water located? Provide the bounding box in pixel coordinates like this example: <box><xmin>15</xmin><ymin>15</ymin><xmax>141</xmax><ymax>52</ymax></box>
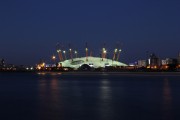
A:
<box><xmin>0</xmin><ymin>72</ymin><xmax>180</xmax><ymax>120</ymax></box>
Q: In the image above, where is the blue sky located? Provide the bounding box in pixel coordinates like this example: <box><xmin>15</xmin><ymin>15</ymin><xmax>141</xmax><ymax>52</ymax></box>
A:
<box><xmin>0</xmin><ymin>0</ymin><xmax>180</xmax><ymax>65</ymax></box>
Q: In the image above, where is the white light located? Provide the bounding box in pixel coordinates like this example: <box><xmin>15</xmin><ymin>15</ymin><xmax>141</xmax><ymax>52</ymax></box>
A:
<box><xmin>89</xmin><ymin>65</ymin><xmax>94</xmax><ymax>67</ymax></box>
<box><xmin>52</xmin><ymin>55</ymin><xmax>56</xmax><ymax>59</ymax></box>
<box><xmin>57</xmin><ymin>49</ymin><xmax>61</xmax><ymax>52</ymax></box>
<box><xmin>114</xmin><ymin>49</ymin><xmax>118</xmax><ymax>52</ymax></box>
<box><xmin>148</xmin><ymin>59</ymin><xmax>151</xmax><ymax>64</ymax></box>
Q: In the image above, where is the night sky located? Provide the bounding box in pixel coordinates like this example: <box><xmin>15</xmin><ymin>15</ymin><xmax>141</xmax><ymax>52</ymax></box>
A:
<box><xmin>0</xmin><ymin>0</ymin><xmax>180</xmax><ymax>65</ymax></box>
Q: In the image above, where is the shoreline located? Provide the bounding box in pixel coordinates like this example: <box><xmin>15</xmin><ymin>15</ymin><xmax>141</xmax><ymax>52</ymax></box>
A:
<box><xmin>1</xmin><ymin>71</ymin><xmax>180</xmax><ymax>76</ymax></box>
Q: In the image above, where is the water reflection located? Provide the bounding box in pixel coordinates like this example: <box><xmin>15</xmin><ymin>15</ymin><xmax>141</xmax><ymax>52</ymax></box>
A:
<box><xmin>98</xmin><ymin>79</ymin><xmax>113</xmax><ymax>120</ymax></box>
<box><xmin>50</xmin><ymin>78</ymin><xmax>60</xmax><ymax>105</ymax></box>
<box><xmin>162</xmin><ymin>78</ymin><xmax>172</xmax><ymax>120</ymax></box>
<box><xmin>70</xmin><ymin>80</ymin><xmax>84</xmax><ymax>117</ymax></box>
<box><xmin>37</xmin><ymin>72</ymin><xmax>62</xmax><ymax>76</ymax></box>
<box><xmin>38</xmin><ymin>76</ymin><xmax>61</xmax><ymax>120</ymax></box>
<box><xmin>37</xmin><ymin>75</ymin><xmax>85</xmax><ymax>120</ymax></box>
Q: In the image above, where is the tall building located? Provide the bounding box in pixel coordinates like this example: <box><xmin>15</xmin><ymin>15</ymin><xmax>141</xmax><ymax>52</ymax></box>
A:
<box><xmin>165</xmin><ymin>58</ymin><xmax>177</xmax><ymax>65</ymax></box>
<box><xmin>137</xmin><ymin>60</ymin><xmax>146</xmax><ymax>68</ymax></box>
<box><xmin>147</xmin><ymin>53</ymin><xmax>161</xmax><ymax>68</ymax></box>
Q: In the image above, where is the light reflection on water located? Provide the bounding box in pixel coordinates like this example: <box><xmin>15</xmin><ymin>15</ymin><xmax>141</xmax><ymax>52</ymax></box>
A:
<box><xmin>38</xmin><ymin>77</ymin><xmax>62</xmax><ymax>120</ymax></box>
<box><xmin>162</xmin><ymin>78</ymin><xmax>172</xmax><ymax>120</ymax></box>
<box><xmin>32</xmin><ymin>73</ymin><xmax>180</xmax><ymax>120</ymax></box>
<box><xmin>2</xmin><ymin>72</ymin><xmax>180</xmax><ymax>120</ymax></box>
<box><xmin>98</xmin><ymin>79</ymin><xmax>113</xmax><ymax>120</ymax></box>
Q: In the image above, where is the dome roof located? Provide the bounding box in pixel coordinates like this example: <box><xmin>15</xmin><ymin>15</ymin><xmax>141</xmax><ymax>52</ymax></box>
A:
<box><xmin>59</xmin><ymin>56</ymin><xmax>127</xmax><ymax>69</ymax></box>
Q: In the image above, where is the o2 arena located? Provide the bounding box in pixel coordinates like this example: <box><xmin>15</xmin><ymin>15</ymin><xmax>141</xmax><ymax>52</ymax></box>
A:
<box><xmin>59</xmin><ymin>56</ymin><xmax>127</xmax><ymax>69</ymax></box>
<box><xmin>56</xmin><ymin>44</ymin><xmax>127</xmax><ymax>69</ymax></box>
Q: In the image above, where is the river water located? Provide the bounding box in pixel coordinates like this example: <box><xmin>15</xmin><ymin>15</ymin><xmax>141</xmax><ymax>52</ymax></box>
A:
<box><xmin>0</xmin><ymin>72</ymin><xmax>180</xmax><ymax>120</ymax></box>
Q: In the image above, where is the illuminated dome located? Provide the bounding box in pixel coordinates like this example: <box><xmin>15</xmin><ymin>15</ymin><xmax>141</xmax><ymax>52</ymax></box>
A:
<box><xmin>59</xmin><ymin>56</ymin><xmax>127</xmax><ymax>69</ymax></box>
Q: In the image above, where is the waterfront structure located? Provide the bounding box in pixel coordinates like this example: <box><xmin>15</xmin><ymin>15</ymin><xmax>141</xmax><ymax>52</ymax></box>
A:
<box><xmin>147</xmin><ymin>53</ymin><xmax>161</xmax><ymax>69</ymax></box>
<box><xmin>165</xmin><ymin>58</ymin><xmax>178</xmax><ymax>65</ymax></box>
<box><xmin>58</xmin><ymin>56</ymin><xmax>127</xmax><ymax>69</ymax></box>
<box><xmin>137</xmin><ymin>60</ymin><xmax>146</xmax><ymax>68</ymax></box>
<box><xmin>55</xmin><ymin>43</ymin><xmax>127</xmax><ymax>69</ymax></box>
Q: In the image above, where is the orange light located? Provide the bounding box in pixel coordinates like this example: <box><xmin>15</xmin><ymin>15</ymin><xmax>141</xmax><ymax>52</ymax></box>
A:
<box><xmin>37</xmin><ymin>66</ymin><xmax>41</xmax><ymax>70</ymax></box>
<box><xmin>52</xmin><ymin>55</ymin><xmax>56</xmax><ymax>60</ymax></box>
<box><xmin>39</xmin><ymin>62</ymin><xmax>45</xmax><ymax>67</ymax></box>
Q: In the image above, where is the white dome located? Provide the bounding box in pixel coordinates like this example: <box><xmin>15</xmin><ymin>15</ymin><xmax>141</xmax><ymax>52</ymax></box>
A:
<box><xmin>59</xmin><ymin>56</ymin><xmax>127</xmax><ymax>69</ymax></box>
